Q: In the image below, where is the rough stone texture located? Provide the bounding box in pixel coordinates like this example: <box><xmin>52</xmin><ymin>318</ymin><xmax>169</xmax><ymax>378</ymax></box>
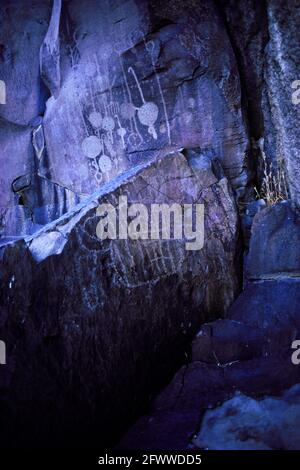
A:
<box><xmin>220</xmin><ymin>0</ymin><xmax>300</xmax><ymax>207</ymax></box>
<box><xmin>119</xmin><ymin>354</ymin><xmax>300</xmax><ymax>450</ymax></box>
<box><xmin>0</xmin><ymin>1</ymin><xmax>50</xmax><ymax>125</ymax></box>
<box><xmin>40</xmin><ymin>0</ymin><xmax>61</xmax><ymax>98</ymax></box>
<box><xmin>194</xmin><ymin>384</ymin><xmax>300</xmax><ymax>450</ymax></box>
<box><xmin>219</xmin><ymin>0</ymin><xmax>269</xmax><ymax>141</ymax></box>
<box><xmin>193</xmin><ymin>277</ymin><xmax>300</xmax><ymax>366</ymax></box>
<box><xmin>229</xmin><ymin>279</ymin><xmax>300</xmax><ymax>342</ymax></box>
<box><xmin>119</xmin><ymin>275</ymin><xmax>300</xmax><ymax>450</ymax></box>
<box><xmin>43</xmin><ymin>0</ymin><xmax>248</xmax><ymax>193</ymax></box>
<box><xmin>263</xmin><ymin>0</ymin><xmax>300</xmax><ymax>207</ymax></box>
<box><xmin>218</xmin><ymin>0</ymin><xmax>269</xmax><ymax>193</ymax></box>
<box><xmin>0</xmin><ymin>120</ymin><xmax>35</xmax><ymax>235</ymax></box>
<box><xmin>2</xmin><ymin>0</ymin><xmax>295</xmax><ymax>235</ymax></box>
<box><xmin>0</xmin><ymin>151</ymin><xmax>240</xmax><ymax>447</ymax></box>
<box><xmin>0</xmin><ymin>1</ymin><xmax>81</xmax><ymax>238</ymax></box>
<box><xmin>1</xmin><ymin>0</ymin><xmax>300</xmax><ymax>453</ymax></box>
<box><xmin>0</xmin><ymin>0</ymin><xmax>249</xmax><ymax>238</ymax></box>
<box><xmin>246</xmin><ymin>201</ymin><xmax>300</xmax><ymax>279</ymax></box>
<box><xmin>191</xmin><ymin>318</ymin><xmax>265</xmax><ymax>365</ymax></box>
<box><xmin>241</xmin><ymin>198</ymin><xmax>266</xmax><ymax>248</ymax></box>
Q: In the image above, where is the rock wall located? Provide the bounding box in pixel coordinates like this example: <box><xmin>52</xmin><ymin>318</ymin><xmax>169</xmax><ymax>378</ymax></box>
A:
<box><xmin>1</xmin><ymin>0</ymin><xmax>300</xmax><ymax>451</ymax></box>
<box><xmin>0</xmin><ymin>151</ymin><xmax>241</xmax><ymax>447</ymax></box>
<box><xmin>0</xmin><ymin>0</ymin><xmax>249</xmax><ymax>239</ymax></box>
<box><xmin>263</xmin><ymin>0</ymin><xmax>300</xmax><ymax>208</ymax></box>
<box><xmin>194</xmin><ymin>384</ymin><xmax>300</xmax><ymax>450</ymax></box>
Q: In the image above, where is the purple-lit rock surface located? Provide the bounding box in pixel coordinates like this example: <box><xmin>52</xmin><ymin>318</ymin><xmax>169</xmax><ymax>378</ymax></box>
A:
<box><xmin>194</xmin><ymin>384</ymin><xmax>300</xmax><ymax>450</ymax></box>
<box><xmin>0</xmin><ymin>151</ymin><xmax>240</xmax><ymax>447</ymax></box>
<box><xmin>1</xmin><ymin>0</ymin><xmax>300</xmax><ymax>452</ymax></box>
<box><xmin>0</xmin><ymin>0</ymin><xmax>249</xmax><ymax>238</ymax></box>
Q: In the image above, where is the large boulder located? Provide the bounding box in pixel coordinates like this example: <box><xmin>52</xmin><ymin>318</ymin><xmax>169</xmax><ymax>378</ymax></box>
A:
<box><xmin>246</xmin><ymin>201</ymin><xmax>300</xmax><ymax>279</ymax></box>
<box><xmin>201</xmin><ymin>278</ymin><xmax>300</xmax><ymax>365</ymax></box>
<box><xmin>0</xmin><ymin>0</ymin><xmax>50</xmax><ymax>126</ymax></box>
<box><xmin>0</xmin><ymin>151</ymin><xmax>241</xmax><ymax>447</ymax></box>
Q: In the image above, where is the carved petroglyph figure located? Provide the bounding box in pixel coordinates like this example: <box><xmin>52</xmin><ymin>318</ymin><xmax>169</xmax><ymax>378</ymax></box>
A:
<box><xmin>0</xmin><ymin>80</ymin><xmax>6</xmax><ymax>104</ymax></box>
<box><xmin>0</xmin><ymin>340</ymin><xmax>6</xmax><ymax>365</ymax></box>
<box><xmin>128</xmin><ymin>67</ymin><xmax>159</xmax><ymax>140</ymax></box>
<box><xmin>81</xmin><ymin>135</ymin><xmax>102</xmax><ymax>159</ymax></box>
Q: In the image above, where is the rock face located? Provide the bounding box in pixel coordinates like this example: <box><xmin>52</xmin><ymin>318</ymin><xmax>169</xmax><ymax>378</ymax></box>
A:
<box><xmin>246</xmin><ymin>201</ymin><xmax>300</xmax><ymax>279</ymax></box>
<box><xmin>3</xmin><ymin>1</ymin><xmax>299</xmax><ymax>232</ymax></box>
<box><xmin>0</xmin><ymin>0</ymin><xmax>249</xmax><ymax>239</ymax></box>
<box><xmin>0</xmin><ymin>1</ymin><xmax>50</xmax><ymax>125</ymax></box>
<box><xmin>0</xmin><ymin>0</ymin><xmax>83</xmax><ymax>238</ymax></box>
<box><xmin>119</xmin><ymin>201</ymin><xmax>300</xmax><ymax>450</ymax></box>
<box><xmin>263</xmin><ymin>0</ymin><xmax>300</xmax><ymax>208</ymax></box>
<box><xmin>0</xmin><ymin>151</ymin><xmax>241</xmax><ymax>447</ymax></box>
<box><xmin>221</xmin><ymin>0</ymin><xmax>300</xmax><ymax>207</ymax></box>
<box><xmin>1</xmin><ymin>0</ymin><xmax>300</xmax><ymax>453</ymax></box>
<box><xmin>241</xmin><ymin>199</ymin><xmax>266</xmax><ymax>248</ymax></box>
<box><xmin>119</xmin><ymin>282</ymin><xmax>300</xmax><ymax>450</ymax></box>
<box><xmin>39</xmin><ymin>0</ymin><xmax>62</xmax><ymax>98</ymax></box>
<box><xmin>43</xmin><ymin>0</ymin><xmax>248</xmax><ymax>193</ymax></box>
<box><xmin>194</xmin><ymin>384</ymin><xmax>300</xmax><ymax>450</ymax></box>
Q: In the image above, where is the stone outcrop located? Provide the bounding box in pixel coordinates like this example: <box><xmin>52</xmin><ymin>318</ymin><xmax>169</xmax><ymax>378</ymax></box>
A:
<box><xmin>220</xmin><ymin>0</ymin><xmax>300</xmax><ymax>208</ymax></box>
<box><xmin>0</xmin><ymin>0</ymin><xmax>249</xmax><ymax>239</ymax></box>
<box><xmin>246</xmin><ymin>201</ymin><xmax>300</xmax><ymax>279</ymax></box>
<box><xmin>1</xmin><ymin>0</ymin><xmax>300</xmax><ymax>452</ymax></box>
<box><xmin>0</xmin><ymin>151</ymin><xmax>241</xmax><ymax>447</ymax></box>
<box><xmin>263</xmin><ymin>0</ymin><xmax>300</xmax><ymax>208</ymax></box>
<box><xmin>119</xmin><ymin>201</ymin><xmax>300</xmax><ymax>450</ymax></box>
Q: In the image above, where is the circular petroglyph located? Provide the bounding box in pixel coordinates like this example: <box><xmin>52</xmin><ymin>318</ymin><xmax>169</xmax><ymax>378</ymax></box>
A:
<box><xmin>81</xmin><ymin>135</ymin><xmax>102</xmax><ymax>158</ymax></box>
<box><xmin>88</xmin><ymin>111</ymin><xmax>103</xmax><ymax>128</ymax></box>
<box><xmin>182</xmin><ymin>111</ymin><xmax>193</xmax><ymax>125</ymax></box>
<box><xmin>98</xmin><ymin>155</ymin><xmax>112</xmax><ymax>173</ymax></box>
